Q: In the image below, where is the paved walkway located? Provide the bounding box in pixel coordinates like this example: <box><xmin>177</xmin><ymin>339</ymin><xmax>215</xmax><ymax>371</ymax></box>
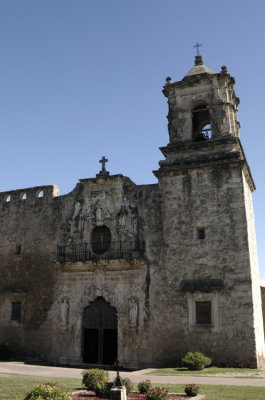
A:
<box><xmin>1</xmin><ymin>362</ymin><xmax>265</xmax><ymax>387</ymax></box>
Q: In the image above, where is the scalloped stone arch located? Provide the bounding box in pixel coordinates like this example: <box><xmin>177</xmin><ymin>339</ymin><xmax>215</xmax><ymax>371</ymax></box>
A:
<box><xmin>81</xmin><ymin>285</ymin><xmax>123</xmax><ymax>315</ymax></box>
<box><xmin>82</xmin><ymin>296</ymin><xmax>118</xmax><ymax>364</ymax></box>
<box><xmin>190</xmin><ymin>99</ymin><xmax>208</xmax><ymax>111</ymax></box>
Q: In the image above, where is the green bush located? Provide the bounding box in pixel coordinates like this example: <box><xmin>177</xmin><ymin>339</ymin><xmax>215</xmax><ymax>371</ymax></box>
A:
<box><xmin>146</xmin><ymin>387</ymin><xmax>169</xmax><ymax>400</ymax></box>
<box><xmin>82</xmin><ymin>368</ymin><xmax>109</xmax><ymax>396</ymax></box>
<box><xmin>182</xmin><ymin>351</ymin><xmax>212</xmax><ymax>370</ymax></box>
<box><xmin>184</xmin><ymin>384</ymin><xmax>200</xmax><ymax>397</ymax></box>
<box><xmin>112</xmin><ymin>375</ymin><xmax>133</xmax><ymax>394</ymax></box>
<box><xmin>24</xmin><ymin>383</ymin><xmax>70</xmax><ymax>400</ymax></box>
<box><xmin>137</xmin><ymin>379</ymin><xmax>152</xmax><ymax>394</ymax></box>
<box><xmin>120</xmin><ymin>377</ymin><xmax>133</xmax><ymax>394</ymax></box>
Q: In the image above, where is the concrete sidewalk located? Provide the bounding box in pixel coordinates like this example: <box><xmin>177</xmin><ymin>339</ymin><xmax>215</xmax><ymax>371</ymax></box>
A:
<box><xmin>1</xmin><ymin>362</ymin><xmax>265</xmax><ymax>387</ymax></box>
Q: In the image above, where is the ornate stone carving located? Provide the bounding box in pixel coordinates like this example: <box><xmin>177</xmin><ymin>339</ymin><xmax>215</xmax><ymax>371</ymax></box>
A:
<box><xmin>86</xmin><ymin>200</ymin><xmax>114</xmax><ymax>227</ymax></box>
<box><xmin>95</xmin><ymin>205</ymin><xmax>104</xmax><ymax>226</ymax></box>
<box><xmin>59</xmin><ymin>298</ymin><xmax>69</xmax><ymax>328</ymax></box>
<box><xmin>129</xmin><ymin>206</ymin><xmax>139</xmax><ymax>236</ymax></box>
<box><xmin>117</xmin><ymin>206</ymin><xmax>128</xmax><ymax>229</ymax></box>
<box><xmin>94</xmin><ymin>270</ymin><xmax>105</xmax><ymax>292</ymax></box>
<box><xmin>128</xmin><ymin>298</ymin><xmax>138</xmax><ymax>328</ymax></box>
<box><xmin>82</xmin><ymin>280</ymin><xmax>118</xmax><ymax>312</ymax></box>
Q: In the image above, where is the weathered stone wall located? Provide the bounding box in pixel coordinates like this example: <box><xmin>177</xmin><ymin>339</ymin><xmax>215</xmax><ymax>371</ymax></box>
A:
<box><xmin>242</xmin><ymin>174</ymin><xmax>265</xmax><ymax>365</ymax></box>
<box><xmin>0</xmin><ymin>185</ymin><xmax>64</xmax><ymax>357</ymax></box>
<box><xmin>150</xmin><ymin>163</ymin><xmax>264</xmax><ymax>367</ymax></box>
<box><xmin>0</xmin><ymin>176</ymin><xmax>162</xmax><ymax>366</ymax></box>
<box><xmin>0</xmin><ymin>162</ymin><xmax>264</xmax><ymax>367</ymax></box>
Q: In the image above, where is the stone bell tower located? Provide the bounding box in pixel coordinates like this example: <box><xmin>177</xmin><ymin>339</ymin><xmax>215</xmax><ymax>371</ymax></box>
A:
<box><xmin>158</xmin><ymin>55</ymin><xmax>243</xmax><ymax>172</ymax></box>
<box><xmin>153</xmin><ymin>55</ymin><xmax>265</xmax><ymax>367</ymax></box>
<box><xmin>165</xmin><ymin>55</ymin><xmax>240</xmax><ymax>144</ymax></box>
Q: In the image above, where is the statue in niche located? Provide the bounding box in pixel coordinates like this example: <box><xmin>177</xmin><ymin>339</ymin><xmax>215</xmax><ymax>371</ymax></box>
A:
<box><xmin>117</xmin><ymin>206</ymin><xmax>128</xmax><ymax>228</ymax></box>
<box><xmin>129</xmin><ymin>206</ymin><xmax>138</xmax><ymax>235</ymax></box>
<box><xmin>129</xmin><ymin>298</ymin><xmax>138</xmax><ymax>328</ymax></box>
<box><xmin>59</xmin><ymin>299</ymin><xmax>69</xmax><ymax>326</ymax></box>
<box><xmin>95</xmin><ymin>206</ymin><xmax>104</xmax><ymax>226</ymax></box>
<box><xmin>71</xmin><ymin>201</ymin><xmax>85</xmax><ymax>232</ymax></box>
<box><xmin>95</xmin><ymin>269</ymin><xmax>105</xmax><ymax>289</ymax></box>
<box><xmin>92</xmin><ymin>200</ymin><xmax>113</xmax><ymax>227</ymax></box>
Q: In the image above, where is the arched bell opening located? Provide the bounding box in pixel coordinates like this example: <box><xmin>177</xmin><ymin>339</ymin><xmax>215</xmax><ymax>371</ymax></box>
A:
<box><xmin>192</xmin><ymin>104</ymin><xmax>213</xmax><ymax>141</ymax></box>
<box><xmin>82</xmin><ymin>297</ymin><xmax>117</xmax><ymax>365</ymax></box>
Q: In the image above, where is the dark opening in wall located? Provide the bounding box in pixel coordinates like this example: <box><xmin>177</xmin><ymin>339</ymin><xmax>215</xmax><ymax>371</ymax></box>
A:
<box><xmin>197</xmin><ymin>227</ymin><xmax>205</xmax><ymax>239</ymax></box>
<box><xmin>11</xmin><ymin>302</ymin><xmax>22</xmax><ymax>321</ymax></box>
<box><xmin>15</xmin><ymin>244</ymin><xmax>21</xmax><ymax>255</ymax></box>
<box><xmin>192</xmin><ymin>105</ymin><xmax>212</xmax><ymax>141</ymax></box>
<box><xmin>37</xmin><ymin>190</ymin><xmax>44</xmax><ymax>198</ymax></box>
<box><xmin>91</xmin><ymin>226</ymin><xmax>111</xmax><ymax>254</ymax></box>
<box><xmin>196</xmin><ymin>301</ymin><xmax>211</xmax><ymax>324</ymax></box>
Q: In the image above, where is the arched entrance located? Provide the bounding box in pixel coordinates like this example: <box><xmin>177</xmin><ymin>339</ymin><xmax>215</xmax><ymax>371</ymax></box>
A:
<box><xmin>82</xmin><ymin>297</ymin><xmax>117</xmax><ymax>364</ymax></box>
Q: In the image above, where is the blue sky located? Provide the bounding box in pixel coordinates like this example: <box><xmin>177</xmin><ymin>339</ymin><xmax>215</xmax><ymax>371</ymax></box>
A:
<box><xmin>0</xmin><ymin>0</ymin><xmax>265</xmax><ymax>277</ymax></box>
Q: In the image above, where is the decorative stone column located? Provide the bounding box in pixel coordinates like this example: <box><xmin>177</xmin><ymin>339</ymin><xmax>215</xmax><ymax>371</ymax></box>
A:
<box><xmin>72</xmin><ymin>315</ymin><xmax>83</xmax><ymax>363</ymax></box>
<box><xmin>117</xmin><ymin>313</ymin><xmax>125</xmax><ymax>366</ymax></box>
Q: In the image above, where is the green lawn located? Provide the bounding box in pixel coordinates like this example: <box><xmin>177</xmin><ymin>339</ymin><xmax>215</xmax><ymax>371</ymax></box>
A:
<box><xmin>1</xmin><ymin>374</ymin><xmax>265</xmax><ymax>400</ymax></box>
<box><xmin>0</xmin><ymin>374</ymin><xmax>82</xmax><ymax>400</ymax></box>
<box><xmin>149</xmin><ymin>366</ymin><xmax>262</xmax><ymax>376</ymax></box>
<box><xmin>159</xmin><ymin>383</ymin><xmax>265</xmax><ymax>400</ymax></box>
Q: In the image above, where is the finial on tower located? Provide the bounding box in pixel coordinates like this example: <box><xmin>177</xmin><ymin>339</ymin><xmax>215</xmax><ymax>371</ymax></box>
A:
<box><xmin>165</xmin><ymin>76</ymin><xmax>172</xmax><ymax>86</ymax></box>
<box><xmin>193</xmin><ymin>42</ymin><xmax>202</xmax><ymax>56</ymax></box>
<box><xmin>193</xmin><ymin>43</ymin><xmax>203</xmax><ymax>66</ymax></box>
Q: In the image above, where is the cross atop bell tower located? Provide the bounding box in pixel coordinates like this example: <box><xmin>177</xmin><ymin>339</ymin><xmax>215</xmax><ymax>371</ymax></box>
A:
<box><xmin>193</xmin><ymin>42</ymin><xmax>202</xmax><ymax>56</ymax></box>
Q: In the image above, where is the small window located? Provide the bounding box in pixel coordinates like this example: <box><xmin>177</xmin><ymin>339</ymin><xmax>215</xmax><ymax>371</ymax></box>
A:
<box><xmin>37</xmin><ymin>190</ymin><xmax>44</xmax><ymax>198</ymax></box>
<box><xmin>196</xmin><ymin>301</ymin><xmax>211</xmax><ymax>324</ymax></box>
<box><xmin>15</xmin><ymin>244</ymin><xmax>21</xmax><ymax>255</ymax></box>
<box><xmin>91</xmin><ymin>225</ymin><xmax>111</xmax><ymax>254</ymax></box>
<box><xmin>11</xmin><ymin>302</ymin><xmax>22</xmax><ymax>321</ymax></box>
<box><xmin>4</xmin><ymin>195</ymin><xmax>11</xmax><ymax>202</ymax></box>
<box><xmin>197</xmin><ymin>227</ymin><xmax>205</xmax><ymax>239</ymax></box>
<box><xmin>20</xmin><ymin>193</ymin><xmax>27</xmax><ymax>200</ymax></box>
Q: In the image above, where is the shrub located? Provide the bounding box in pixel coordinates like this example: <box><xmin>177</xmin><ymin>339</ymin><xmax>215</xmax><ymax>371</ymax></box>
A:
<box><xmin>137</xmin><ymin>379</ymin><xmax>152</xmax><ymax>394</ymax></box>
<box><xmin>184</xmin><ymin>384</ymin><xmax>200</xmax><ymax>397</ymax></box>
<box><xmin>120</xmin><ymin>377</ymin><xmax>133</xmax><ymax>394</ymax></box>
<box><xmin>146</xmin><ymin>387</ymin><xmax>170</xmax><ymax>400</ymax></box>
<box><xmin>182</xmin><ymin>351</ymin><xmax>212</xmax><ymax>370</ymax></box>
<box><xmin>24</xmin><ymin>383</ymin><xmax>71</xmax><ymax>400</ymax></box>
<box><xmin>82</xmin><ymin>368</ymin><xmax>109</xmax><ymax>396</ymax></box>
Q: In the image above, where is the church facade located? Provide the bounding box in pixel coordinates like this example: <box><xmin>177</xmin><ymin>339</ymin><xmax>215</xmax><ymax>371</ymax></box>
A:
<box><xmin>0</xmin><ymin>56</ymin><xmax>265</xmax><ymax>368</ymax></box>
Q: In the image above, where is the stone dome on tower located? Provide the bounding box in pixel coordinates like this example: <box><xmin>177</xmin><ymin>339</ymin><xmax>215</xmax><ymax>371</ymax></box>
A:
<box><xmin>184</xmin><ymin>55</ymin><xmax>215</xmax><ymax>77</ymax></box>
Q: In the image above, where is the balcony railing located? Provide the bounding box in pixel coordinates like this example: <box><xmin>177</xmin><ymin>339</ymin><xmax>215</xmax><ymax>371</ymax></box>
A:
<box><xmin>57</xmin><ymin>240</ymin><xmax>145</xmax><ymax>263</ymax></box>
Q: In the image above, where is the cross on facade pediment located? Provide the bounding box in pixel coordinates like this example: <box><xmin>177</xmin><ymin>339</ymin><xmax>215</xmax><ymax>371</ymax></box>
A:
<box><xmin>99</xmin><ymin>156</ymin><xmax>108</xmax><ymax>171</ymax></box>
<box><xmin>97</xmin><ymin>156</ymin><xmax>110</xmax><ymax>178</ymax></box>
